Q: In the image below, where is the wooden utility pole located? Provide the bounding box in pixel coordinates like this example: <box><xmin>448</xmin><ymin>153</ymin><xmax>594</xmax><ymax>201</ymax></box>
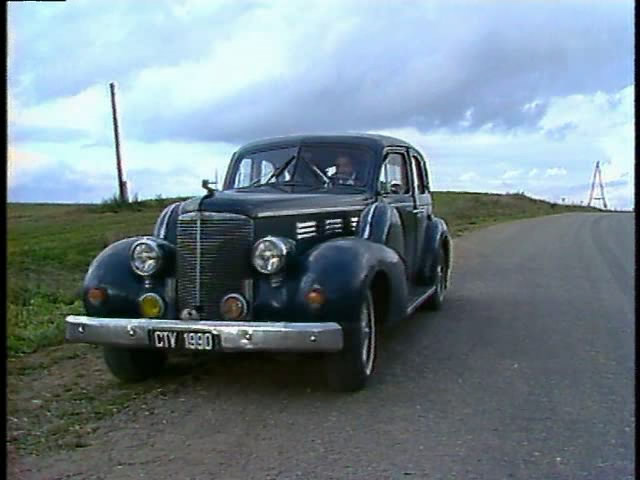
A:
<box><xmin>109</xmin><ymin>81</ymin><xmax>129</xmax><ymax>203</ymax></box>
<box><xmin>587</xmin><ymin>161</ymin><xmax>607</xmax><ymax>209</ymax></box>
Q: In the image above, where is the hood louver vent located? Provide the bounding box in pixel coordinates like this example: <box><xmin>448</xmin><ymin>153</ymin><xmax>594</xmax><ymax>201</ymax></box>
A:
<box><xmin>324</xmin><ymin>218</ymin><xmax>344</xmax><ymax>234</ymax></box>
<box><xmin>296</xmin><ymin>221</ymin><xmax>317</xmax><ymax>239</ymax></box>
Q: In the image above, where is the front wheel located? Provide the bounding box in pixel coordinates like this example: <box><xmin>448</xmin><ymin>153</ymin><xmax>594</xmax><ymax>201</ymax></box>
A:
<box><xmin>325</xmin><ymin>290</ymin><xmax>376</xmax><ymax>392</ymax></box>
<box><xmin>103</xmin><ymin>346</ymin><xmax>167</xmax><ymax>382</ymax></box>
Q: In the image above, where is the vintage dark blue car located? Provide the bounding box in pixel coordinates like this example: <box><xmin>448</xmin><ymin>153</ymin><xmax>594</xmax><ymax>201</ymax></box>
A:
<box><xmin>65</xmin><ymin>134</ymin><xmax>453</xmax><ymax>391</ymax></box>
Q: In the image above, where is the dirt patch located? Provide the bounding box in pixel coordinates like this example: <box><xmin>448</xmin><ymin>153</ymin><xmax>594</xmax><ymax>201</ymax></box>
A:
<box><xmin>6</xmin><ymin>344</ymin><xmax>215</xmax><ymax>458</ymax></box>
<box><xmin>10</xmin><ymin>345</ymin><xmax>152</xmax><ymax>455</ymax></box>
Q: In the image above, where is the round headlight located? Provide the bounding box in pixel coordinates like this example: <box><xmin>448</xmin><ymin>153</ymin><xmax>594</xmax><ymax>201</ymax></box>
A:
<box><xmin>252</xmin><ymin>236</ymin><xmax>291</xmax><ymax>274</ymax></box>
<box><xmin>130</xmin><ymin>239</ymin><xmax>162</xmax><ymax>276</ymax></box>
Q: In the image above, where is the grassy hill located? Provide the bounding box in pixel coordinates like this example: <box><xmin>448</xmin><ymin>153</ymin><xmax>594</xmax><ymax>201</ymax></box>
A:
<box><xmin>7</xmin><ymin>192</ymin><xmax>600</xmax><ymax>357</ymax></box>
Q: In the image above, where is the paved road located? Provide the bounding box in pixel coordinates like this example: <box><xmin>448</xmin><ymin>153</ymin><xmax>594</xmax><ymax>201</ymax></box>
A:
<box><xmin>22</xmin><ymin>213</ymin><xmax>634</xmax><ymax>480</ymax></box>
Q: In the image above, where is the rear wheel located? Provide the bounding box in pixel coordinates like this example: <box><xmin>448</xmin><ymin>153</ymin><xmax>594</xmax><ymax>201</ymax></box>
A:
<box><xmin>425</xmin><ymin>248</ymin><xmax>447</xmax><ymax>311</ymax></box>
<box><xmin>103</xmin><ymin>347</ymin><xmax>167</xmax><ymax>382</ymax></box>
<box><xmin>326</xmin><ymin>290</ymin><xmax>376</xmax><ymax>392</ymax></box>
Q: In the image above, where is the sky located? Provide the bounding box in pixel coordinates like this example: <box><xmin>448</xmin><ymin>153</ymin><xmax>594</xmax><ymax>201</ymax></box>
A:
<box><xmin>7</xmin><ymin>0</ymin><xmax>635</xmax><ymax>209</ymax></box>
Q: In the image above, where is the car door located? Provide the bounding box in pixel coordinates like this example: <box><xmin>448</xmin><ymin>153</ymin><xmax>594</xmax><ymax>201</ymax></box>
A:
<box><xmin>409</xmin><ymin>149</ymin><xmax>434</xmax><ymax>280</ymax></box>
<box><xmin>379</xmin><ymin>148</ymin><xmax>418</xmax><ymax>278</ymax></box>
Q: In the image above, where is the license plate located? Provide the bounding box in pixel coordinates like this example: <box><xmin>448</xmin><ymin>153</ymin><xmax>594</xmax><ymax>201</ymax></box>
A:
<box><xmin>150</xmin><ymin>330</ymin><xmax>216</xmax><ymax>351</ymax></box>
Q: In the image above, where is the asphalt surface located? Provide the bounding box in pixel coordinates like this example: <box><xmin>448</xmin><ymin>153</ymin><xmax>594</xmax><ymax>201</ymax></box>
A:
<box><xmin>21</xmin><ymin>212</ymin><xmax>634</xmax><ymax>480</ymax></box>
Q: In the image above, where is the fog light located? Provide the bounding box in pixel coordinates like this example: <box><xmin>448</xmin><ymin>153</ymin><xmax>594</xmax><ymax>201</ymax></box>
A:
<box><xmin>305</xmin><ymin>287</ymin><xmax>326</xmax><ymax>309</ymax></box>
<box><xmin>220</xmin><ymin>294</ymin><xmax>247</xmax><ymax>320</ymax></box>
<box><xmin>139</xmin><ymin>293</ymin><xmax>164</xmax><ymax>318</ymax></box>
<box><xmin>87</xmin><ymin>287</ymin><xmax>107</xmax><ymax>306</ymax></box>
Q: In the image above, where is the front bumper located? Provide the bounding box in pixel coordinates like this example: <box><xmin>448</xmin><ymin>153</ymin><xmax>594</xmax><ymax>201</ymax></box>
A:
<box><xmin>64</xmin><ymin>316</ymin><xmax>343</xmax><ymax>352</ymax></box>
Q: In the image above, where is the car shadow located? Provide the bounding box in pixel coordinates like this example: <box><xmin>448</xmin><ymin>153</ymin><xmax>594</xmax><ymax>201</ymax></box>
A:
<box><xmin>155</xmin><ymin>350</ymin><xmax>329</xmax><ymax>394</ymax></box>
<box><xmin>147</xmin><ymin>292</ymin><xmax>470</xmax><ymax>394</ymax></box>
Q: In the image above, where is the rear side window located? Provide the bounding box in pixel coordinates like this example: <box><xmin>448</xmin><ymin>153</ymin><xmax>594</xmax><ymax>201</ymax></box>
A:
<box><xmin>379</xmin><ymin>152</ymin><xmax>410</xmax><ymax>194</ymax></box>
<box><xmin>421</xmin><ymin>158</ymin><xmax>431</xmax><ymax>191</ymax></box>
<box><xmin>412</xmin><ymin>155</ymin><xmax>426</xmax><ymax>194</ymax></box>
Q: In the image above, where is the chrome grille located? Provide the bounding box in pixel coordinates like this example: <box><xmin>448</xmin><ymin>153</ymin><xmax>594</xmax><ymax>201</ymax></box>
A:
<box><xmin>176</xmin><ymin>212</ymin><xmax>253</xmax><ymax>320</ymax></box>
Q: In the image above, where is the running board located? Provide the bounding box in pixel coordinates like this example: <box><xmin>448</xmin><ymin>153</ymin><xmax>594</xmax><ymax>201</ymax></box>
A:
<box><xmin>406</xmin><ymin>286</ymin><xmax>436</xmax><ymax>316</ymax></box>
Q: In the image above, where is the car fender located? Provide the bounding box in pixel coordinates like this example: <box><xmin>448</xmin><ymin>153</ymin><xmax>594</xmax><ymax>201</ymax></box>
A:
<box><xmin>356</xmin><ymin>201</ymin><xmax>406</xmax><ymax>263</ymax></box>
<box><xmin>83</xmin><ymin>237</ymin><xmax>176</xmax><ymax>318</ymax></box>
<box><xmin>296</xmin><ymin>237</ymin><xmax>408</xmax><ymax>332</ymax></box>
<box><xmin>417</xmin><ymin>216</ymin><xmax>453</xmax><ymax>286</ymax></box>
<box><xmin>153</xmin><ymin>202</ymin><xmax>181</xmax><ymax>245</ymax></box>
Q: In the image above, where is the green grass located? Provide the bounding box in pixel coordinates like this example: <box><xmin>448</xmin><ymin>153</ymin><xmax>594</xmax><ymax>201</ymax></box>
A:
<box><xmin>433</xmin><ymin>191</ymin><xmax>602</xmax><ymax>236</ymax></box>
<box><xmin>7</xmin><ymin>197</ymin><xmax>188</xmax><ymax>355</ymax></box>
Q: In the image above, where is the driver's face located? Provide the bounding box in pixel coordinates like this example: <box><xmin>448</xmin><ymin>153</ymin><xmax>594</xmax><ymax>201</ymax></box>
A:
<box><xmin>336</xmin><ymin>156</ymin><xmax>353</xmax><ymax>174</ymax></box>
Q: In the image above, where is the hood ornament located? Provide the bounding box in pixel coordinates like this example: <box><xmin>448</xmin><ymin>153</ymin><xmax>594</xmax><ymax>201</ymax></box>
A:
<box><xmin>201</xmin><ymin>169</ymin><xmax>219</xmax><ymax>195</ymax></box>
<box><xmin>201</xmin><ymin>179</ymin><xmax>216</xmax><ymax>195</ymax></box>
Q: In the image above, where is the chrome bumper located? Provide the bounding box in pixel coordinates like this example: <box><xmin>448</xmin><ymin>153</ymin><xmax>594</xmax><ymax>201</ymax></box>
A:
<box><xmin>64</xmin><ymin>316</ymin><xmax>343</xmax><ymax>352</ymax></box>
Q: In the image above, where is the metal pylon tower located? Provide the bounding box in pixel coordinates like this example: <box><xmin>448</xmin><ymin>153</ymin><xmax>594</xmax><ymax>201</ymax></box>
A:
<box><xmin>587</xmin><ymin>161</ymin><xmax>608</xmax><ymax>209</ymax></box>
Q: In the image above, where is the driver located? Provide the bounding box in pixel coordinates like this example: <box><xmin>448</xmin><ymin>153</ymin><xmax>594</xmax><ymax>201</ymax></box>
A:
<box><xmin>332</xmin><ymin>154</ymin><xmax>356</xmax><ymax>185</ymax></box>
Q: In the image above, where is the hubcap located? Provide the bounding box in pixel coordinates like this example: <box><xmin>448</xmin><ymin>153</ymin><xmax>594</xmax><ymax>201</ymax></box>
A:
<box><xmin>436</xmin><ymin>262</ymin><xmax>446</xmax><ymax>301</ymax></box>
<box><xmin>361</xmin><ymin>294</ymin><xmax>375</xmax><ymax>376</ymax></box>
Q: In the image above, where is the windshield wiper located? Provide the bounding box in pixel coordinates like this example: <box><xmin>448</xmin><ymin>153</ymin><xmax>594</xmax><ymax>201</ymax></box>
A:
<box><xmin>245</xmin><ymin>154</ymin><xmax>297</xmax><ymax>188</ymax></box>
<box><xmin>299</xmin><ymin>156</ymin><xmax>330</xmax><ymax>188</ymax></box>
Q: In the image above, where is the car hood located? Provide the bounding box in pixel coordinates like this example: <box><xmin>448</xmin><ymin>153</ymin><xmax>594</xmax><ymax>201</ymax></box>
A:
<box><xmin>180</xmin><ymin>190</ymin><xmax>373</xmax><ymax>218</ymax></box>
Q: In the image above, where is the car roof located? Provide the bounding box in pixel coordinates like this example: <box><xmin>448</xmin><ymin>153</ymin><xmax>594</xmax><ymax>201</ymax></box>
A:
<box><xmin>235</xmin><ymin>133</ymin><xmax>414</xmax><ymax>156</ymax></box>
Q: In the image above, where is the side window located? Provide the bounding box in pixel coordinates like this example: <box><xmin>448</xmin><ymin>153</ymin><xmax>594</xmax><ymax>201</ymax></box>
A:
<box><xmin>234</xmin><ymin>158</ymin><xmax>278</xmax><ymax>187</ymax></box>
<box><xmin>412</xmin><ymin>155</ymin><xmax>426</xmax><ymax>194</ymax></box>
<box><xmin>379</xmin><ymin>152</ymin><xmax>410</xmax><ymax>195</ymax></box>
<box><xmin>260</xmin><ymin>161</ymin><xmax>274</xmax><ymax>181</ymax></box>
<box><xmin>234</xmin><ymin>158</ymin><xmax>253</xmax><ymax>188</ymax></box>
<box><xmin>421</xmin><ymin>158</ymin><xmax>431</xmax><ymax>191</ymax></box>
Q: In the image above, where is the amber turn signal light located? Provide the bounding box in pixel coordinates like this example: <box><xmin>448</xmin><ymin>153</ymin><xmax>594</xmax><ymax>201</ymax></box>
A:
<box><xmin>139</xmin><ymin>293</ymin><xmax>165</xmax><ymax>318</ymax></box>
<box><xmin>220</xmin><ymin>294</ymin><xmax>248</xmax><ymax>320</ymax></box>
<box><xmin>87</xmin><ymin>287</ymin><xmax>107</xmax><ymax>306</ymax></box>
<box><xmin>305</xmin><ymin>287</ymin><xmax>326</xmax><ymax>309</ymax></box>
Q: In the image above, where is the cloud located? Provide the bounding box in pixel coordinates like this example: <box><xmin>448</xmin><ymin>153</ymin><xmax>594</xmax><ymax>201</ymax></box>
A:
<box><xmin>545</xmin><ymin>167</ymin><xmax>568</xmax><ymax>177</ymax></box>
<box><xmin>8</xmin><ymin>84</ymin><xmax>113</xmax><ymax>145</ymax></box>
<box><xmin>8</xmin><ymin>0</ymin><xmax>634</xmax><ymax>144</ymax></box>
<box><xmin>459</xmin><ymin>171</ymin><xmax>478</xmax><ymax>181</ymax></box>
<box><xmin>8</xmin><ymin>162</ymin><xmax>209</xmax><ymax>204</ymax></box>
<box><xmin>8</xmin><ymin>0</ymin><xmax>260</xmax><ymax>105</ymax></box>
<box><xmin>374</xmin><ymin>84</ymin><xmax>634</xmax><ymax>209</ymax></box>
<box><xmin>544</xmin><ymin>122</ymin><xmax>578</xmax><ymax>141</ymax></box>
<box><xmin>124</xmin><ymin>0</ymin><xmax>635</xmax><ymax>143</ymax></box>
<box><xmin>8</xmin><ymin>165</ymin><xmax>116</xmax><ymax>203</ymax></box>
<box><xmin>7</xmin><ymin>139</ymin><xmax>237</xmax><ymax>202</ymax></box>
<box><xmin>8</xmin><ymin>147</ymin><xmax>52</xmax><ymax>187</ymax></box>
<box><xmin>7</xmin><ymin>1</ymin><xmax>634</xmax><ymax>210</ymax></box>
<box><xmin>9</xmin><ymin>124</ymin><xmax>90</xmax><ymax>143</ymax></box>
<box><xmin>502</xmin><ymin>170</ymin><xmax>522</xmax><ymax>179</ymax></box>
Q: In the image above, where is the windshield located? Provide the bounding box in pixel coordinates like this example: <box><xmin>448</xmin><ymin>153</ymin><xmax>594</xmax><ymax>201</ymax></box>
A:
<box><xmin>227</xmin><ymin>144</ymin><xmax>373</xmax><ymax>191</ymax></box>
